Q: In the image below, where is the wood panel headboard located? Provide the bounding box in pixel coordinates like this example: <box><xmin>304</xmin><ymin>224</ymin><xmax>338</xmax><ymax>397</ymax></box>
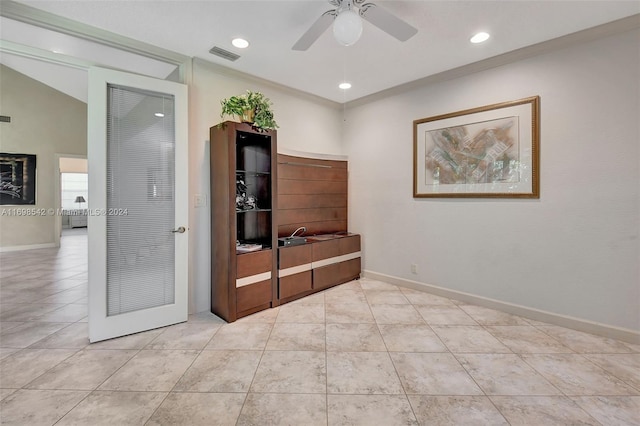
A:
<box><xmin>277</xmin><ymin>153</ymin><xmax>348</xmax><ymax>237</ymax></box>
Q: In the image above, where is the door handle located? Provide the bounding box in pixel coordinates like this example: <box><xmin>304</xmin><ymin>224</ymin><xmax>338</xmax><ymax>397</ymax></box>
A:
<box><xmin>171</xmin><ymin>226</ymin><xmax>186</xmax><ymax>234</ymax></box>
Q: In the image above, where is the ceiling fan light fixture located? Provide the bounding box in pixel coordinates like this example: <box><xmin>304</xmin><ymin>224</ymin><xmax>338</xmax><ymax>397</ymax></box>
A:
<box><xmin>333</xmin><ymin>9</ymin><xmax>363</xmax><ymax>46</ymax></box>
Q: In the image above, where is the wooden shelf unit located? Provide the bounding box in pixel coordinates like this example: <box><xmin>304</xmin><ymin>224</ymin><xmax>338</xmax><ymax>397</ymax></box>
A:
<box><xmin>210</xmin><ymin>132</ymin><xmax>362</xmax><ymax>321</ymax></box>
<box><xmin>210</xmin><ymin>122</ymin><xmax>278</xmax><ymax>322</ymax></box>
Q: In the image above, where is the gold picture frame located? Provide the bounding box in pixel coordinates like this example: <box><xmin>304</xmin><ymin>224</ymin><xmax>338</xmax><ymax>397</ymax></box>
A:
<box><xmin>413</xmin><ymin>96</ymin><xmax>540</xmax><ymax>198</ymax></box>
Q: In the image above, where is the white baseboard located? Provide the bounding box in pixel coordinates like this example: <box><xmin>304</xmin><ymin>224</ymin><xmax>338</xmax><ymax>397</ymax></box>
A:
<box><xmin>0</xmin><ymin>243</ymin><xmax>57</xmax><ymax>253</ymax></box>
<box><xmin>363</xmin><ymin>270</ymin><xmax>640</xmax><ymax>345</ymax></box>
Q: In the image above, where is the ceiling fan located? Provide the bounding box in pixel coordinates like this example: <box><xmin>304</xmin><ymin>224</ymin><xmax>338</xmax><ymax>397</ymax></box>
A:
<box><xmin>293</xmin><ymin>0</ymin><xmax>418</xmax><ymax>51</ymax></box>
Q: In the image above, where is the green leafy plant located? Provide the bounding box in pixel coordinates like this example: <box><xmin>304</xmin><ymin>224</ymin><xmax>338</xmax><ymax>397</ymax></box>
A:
<box><xmin>220</xmin><ymin>90</ymin><xmax>279</xmax><ymax>131</ymax></box>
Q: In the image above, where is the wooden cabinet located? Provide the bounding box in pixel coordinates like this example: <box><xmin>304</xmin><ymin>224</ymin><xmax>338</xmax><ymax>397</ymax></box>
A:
<box><xmin>276</xmin><ymin>152</ymin><xmax>360</xmax><ymax>302</ymax></box>
<box><xmin>277</xmin><ymin>234</ymin><xmax>361</xmax><ymax>302</ymax></box>
<box><xmin>311</xmin><ymin>234</ymin><xmax>361</xmax><ymax>290</ymax></box>
<box><xmin>210</xmin><ymin>122</ymin><xmax>278</xmax><ymax>322</ymax></box>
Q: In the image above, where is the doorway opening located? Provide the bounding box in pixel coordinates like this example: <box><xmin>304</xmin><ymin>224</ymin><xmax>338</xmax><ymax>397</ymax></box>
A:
<box><xmin>55</xmin><ymin>155</ymin><xmax>88</xmax><ymax>248</ymax></box>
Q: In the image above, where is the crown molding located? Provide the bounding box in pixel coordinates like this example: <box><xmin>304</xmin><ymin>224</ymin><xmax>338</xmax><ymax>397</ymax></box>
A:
<box><xmin>1</xmin><ymin>0</ymin><xmax>189</xmax><ymax>68</ymax></box>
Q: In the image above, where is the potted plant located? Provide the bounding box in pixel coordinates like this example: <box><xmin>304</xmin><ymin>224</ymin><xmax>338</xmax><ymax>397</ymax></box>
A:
<box><xmin>220</xmin><ymin>90</ymin><xmax>279</xmax><ymax>131</ymax></box>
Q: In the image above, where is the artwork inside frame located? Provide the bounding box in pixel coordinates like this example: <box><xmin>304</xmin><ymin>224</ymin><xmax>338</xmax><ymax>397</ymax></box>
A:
<box><xmin>413</xmin><ymin>96</ymin><xmax>540</xmax><ymax>198</ymax></box>
<box><xmin>0</xmin><ymin>153</ymin><xmax>37</xmax><ymax>205</ymax></box>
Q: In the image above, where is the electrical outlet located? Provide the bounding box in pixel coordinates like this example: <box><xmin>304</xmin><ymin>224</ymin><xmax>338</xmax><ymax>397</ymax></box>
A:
<box><xmin>411</xmin><ymin>264</ymin><xmax>417</xmax><ymax>274</ymax></box>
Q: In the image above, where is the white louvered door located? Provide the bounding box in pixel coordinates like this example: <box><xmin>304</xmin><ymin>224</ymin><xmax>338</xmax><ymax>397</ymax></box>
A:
<box><xmin>87</xmin><ymin>67</ymin><xmax>188</xmax><ymax>343</ymax></box>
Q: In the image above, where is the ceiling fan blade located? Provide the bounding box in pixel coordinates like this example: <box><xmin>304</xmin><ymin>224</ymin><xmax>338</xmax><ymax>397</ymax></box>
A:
<box><xmin>359</xmin><ymin>3</ymin><xmax>417</xmax><ymax>42</ymax></box>
<box><xmin>292</xmin><ymin>10</ymin><xmax>337</xmax><ymax>51</ymax></box>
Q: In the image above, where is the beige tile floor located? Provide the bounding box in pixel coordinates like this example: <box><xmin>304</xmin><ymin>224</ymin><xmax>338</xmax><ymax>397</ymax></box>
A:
<box><xmin>1</xmin><ymin>229</ymin><xmax>639</xmax><ymax>425</ymax></box>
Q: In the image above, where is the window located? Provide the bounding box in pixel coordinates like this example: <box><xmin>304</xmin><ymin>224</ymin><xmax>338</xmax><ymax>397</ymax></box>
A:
<box><xmin>61</xmin><ymin>172</ymin><xmax>88</xmax><ymax>210</ymax></box>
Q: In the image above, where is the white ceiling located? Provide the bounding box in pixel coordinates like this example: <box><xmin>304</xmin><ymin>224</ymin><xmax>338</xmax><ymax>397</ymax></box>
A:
<box><xmin>4</xmin><ymin>1</ymin><xmax>640</xmax><ymax>104</ymax></box>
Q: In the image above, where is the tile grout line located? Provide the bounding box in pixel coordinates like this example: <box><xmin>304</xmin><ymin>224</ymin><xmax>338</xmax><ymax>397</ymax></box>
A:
<box><xmin>140</xmin><ymin>325</ymin><xmax>223</xmax><ymax>425</ymax></box>
<box><xmin>369</xmin><ymin>283</ymin><xmax>421</xmax><ymax>424</ymax></box>
<box><xmin>233</xmin><ymin>309</ymin><xmax>278</xmax><ymax>425</ymax></box>
<box><xmin>324</xmin><ymin>288</ymin><xmax>329</xmax><ymax>426</ymax></box>
<box><xmin>408</xmin><ymin>283</ymin><xmax>510</xmax><ymax>424</ymax></box>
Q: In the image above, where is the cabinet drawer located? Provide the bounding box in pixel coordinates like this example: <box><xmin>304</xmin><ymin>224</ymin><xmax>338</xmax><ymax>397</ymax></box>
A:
<box><xmin>279</xmin><ymin>244</ymin><xmax>312</xmax><ymax>269</ymax></box>
<box><xmin>311</xmin><ymin>235</ymin><xmax>360</xmax><ymax>262</ymax></box>
<box><xmin>312</xmin><ymin>257</ymin><xmax>361</xmax><ymax>290</ymax></box>
<box><xmin>312</xmin><ymin>263</ymin><xmax>340</xmax><ymax>290</ymax></box>
<box><xmin>340</xmin><ymin>235</ymin><xmax>361</xmax><ymax>255</ymax></box>
<box><xmin>312</xmin><ymin>239</ymin><xmax>341</xmax><ymax>261</ymax></box>
<box><xmin>279</xmin><ymin>271</ymin><xmax>312</xmax><ymax>299</ymax></box>
<box><xmin>341</xmin><ymin>257</ymin><xmax>361</xmax><ymax>281</ymax></box>
<box><xmin>237</xmin><ymin>279</ymin><xmax>272</xmax><ymax>312</ymax></box>
<box><xmin>237</xmin><ymin>249</ymin><xmax>272</xmax><ymax>278</ymax></box>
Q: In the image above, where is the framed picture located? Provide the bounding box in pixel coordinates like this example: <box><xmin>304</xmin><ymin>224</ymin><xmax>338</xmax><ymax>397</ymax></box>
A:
<box><xmin>0</xmin><ymin>153</ymin><xmax>37</xmax><ymax>205</ymax></box>
<box><xmin>413</xmin><ymin>96</ymin><xmax>539</xmax><ymax>198</ymax></box>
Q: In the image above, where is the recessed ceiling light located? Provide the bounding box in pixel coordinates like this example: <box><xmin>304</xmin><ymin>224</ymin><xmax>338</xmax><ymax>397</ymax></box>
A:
<box><xmin>339</xmin><ymin>82</ymin><xmax>352</xmax><ymax>90</ymax></box>
<box><xmin>154</xmin><ymin>112</ymin><xmax>165</xmax><ymax>117</ymax></box>
<box><xmin>470</xmin><ymin>32</ymin><xmax>490</xmax><ymax>44</ymax></box>
<box><xmin>232</xmin><ymin>38</ymin><xmax>249</xmax><ymax>49</ymax></box>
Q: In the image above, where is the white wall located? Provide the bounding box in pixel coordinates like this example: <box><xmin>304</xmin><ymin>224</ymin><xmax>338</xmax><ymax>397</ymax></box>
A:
<box><xmin>344</xmin><ymin>29</ymin><xmax>639</xmax><ymax>331</ymax></box>
<box><xmin>188</xmin><ymin>59</ymin><xmax>343</xmax><ymax>312</ymax></box>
